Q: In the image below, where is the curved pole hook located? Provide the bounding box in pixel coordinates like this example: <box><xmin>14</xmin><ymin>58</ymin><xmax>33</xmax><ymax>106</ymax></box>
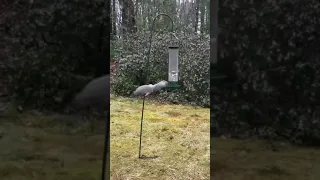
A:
<box><xmin>145</xmin><ymin>13</ymin><xmax>174</xmax><ymax>78</ymax></box>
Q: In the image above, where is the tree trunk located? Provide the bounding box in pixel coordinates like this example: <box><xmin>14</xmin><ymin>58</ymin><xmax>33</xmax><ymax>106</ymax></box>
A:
<box><xmin>211</xmin><ymin>0</ymin><xmax>217</xmax><ymax>65</ymax></box>
<box><xmin>112</xmin><ymin>0</ymin><xmax>116</xmax><ymax>37</ymax></box>
<box><xmin>194</xmin><ymin>0</ymin><xmax>200</xmax><ymax>32</ymax></box>
<box><xmin>200</xmin><ymin>0</ymin><xmax>205</xmax><ymax>34</ymax></box>
<box><xmin>119</xmin><ymin>0</ymin><xmax>137</xmax><ymax>35</ymax></box>
<box><xmin>206</xmin><ymin>0</ymin><xmax>210</xmax><ymax>33</ymax></box>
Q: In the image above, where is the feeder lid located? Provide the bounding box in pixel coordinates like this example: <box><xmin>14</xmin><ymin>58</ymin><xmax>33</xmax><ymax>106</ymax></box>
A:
<box><xmin>168</xmin><ymin>45</ymin><xmax>179</xmax><ymax>49</ymax></box>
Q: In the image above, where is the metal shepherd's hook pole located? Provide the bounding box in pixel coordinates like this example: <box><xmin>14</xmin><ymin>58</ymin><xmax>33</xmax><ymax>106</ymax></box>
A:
<box><xmin>138</xmin><ymin>96</ymin><xmax>146</xmax><ymax>158</ymax></box>
<box><xmin>101</xmin><ymin>110</ymin><xmax>110</xmax><ymax>179</ymax></box>
<box><xmin>139</xmin><ymin>13</ymin><xmax>174</xmax><ymax>159</ymax></box>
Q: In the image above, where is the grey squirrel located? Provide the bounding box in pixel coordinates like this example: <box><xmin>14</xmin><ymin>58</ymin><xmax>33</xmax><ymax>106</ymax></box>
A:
<box><xmin>67</xmin><ymin>75</ymin><xmax>110</xmax><ymax>114</ymax></box>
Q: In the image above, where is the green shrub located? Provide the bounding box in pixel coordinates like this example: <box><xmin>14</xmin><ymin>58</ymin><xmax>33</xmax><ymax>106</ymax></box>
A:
<box><xmin>112</xmin><ymin>32</ymin><xmax>210</xmax><ymax>107</ymax></box>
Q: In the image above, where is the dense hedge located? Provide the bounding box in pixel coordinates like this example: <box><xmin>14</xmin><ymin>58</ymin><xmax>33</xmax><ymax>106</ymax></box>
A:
<box><xmin>213</xmin><ymin>0</ymin><xmax>320</xmax><ymax>145</ymax></box>
<box><xmin>112</xmin><ymin>32</ymin><xmax>210</xmax><ymax>107</ymax></box>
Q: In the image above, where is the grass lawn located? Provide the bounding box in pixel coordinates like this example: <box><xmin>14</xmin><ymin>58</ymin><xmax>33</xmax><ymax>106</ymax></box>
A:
<box><xmin>211</xmin><ymin>138</ymin><xmax>320</xmax><ymax>180</ymax></box>
<box><xmin>110</xmin><ymin>95</ymin><xmax>210</xmax><ymax>180</ymax></box>
<box><xmin>1</xmin><ymin>96</ymin><xmax>319</xmax><ymax>180</ymax></box>
<box><xmin>0</xmin><ymin>96</ymin><xmax>210</xmax><ymax>180</ymax></box>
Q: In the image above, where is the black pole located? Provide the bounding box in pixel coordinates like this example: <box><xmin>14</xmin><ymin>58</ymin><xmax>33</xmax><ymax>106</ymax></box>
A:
<box><xmin>101</xmin><ymin>110</ymin><xmax>110</xmax><ymax>180</ymax></box>
<box><xmin>138</xmin><ymin>96</ymin><xmax>146</xmax><ymax>158</ymax></box>
<box><xmin>138</xmin><ymin>13</ymin><xmax>174</xmax><ymax>159</ymax></box>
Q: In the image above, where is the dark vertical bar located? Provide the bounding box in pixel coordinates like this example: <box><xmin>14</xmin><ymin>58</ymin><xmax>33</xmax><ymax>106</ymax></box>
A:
<box><xmin>101</xmin><ymin>0</ymin><xmax>110</xmax><ymax>179</ymax></box>
<box><xmin>210</xmin><ymin>0</ymin><xmax>218</xmax><ymax>179</ymax></box>
<box><xmin>139</xmin><ymin>96</ymin><xmax>146</xmax><ymax>158</ymax></box>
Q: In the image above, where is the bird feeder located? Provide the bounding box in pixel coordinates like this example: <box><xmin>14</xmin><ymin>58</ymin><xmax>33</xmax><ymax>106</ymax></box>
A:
<box><xmin>137</xmin><ymin>13</ymin><xmax>179</xmax><ymax>159</ymax></box>
<box><xmin>168</xmin><ymin>45</ymin><xmax>180</xmax><ymax>88</ymax></box>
